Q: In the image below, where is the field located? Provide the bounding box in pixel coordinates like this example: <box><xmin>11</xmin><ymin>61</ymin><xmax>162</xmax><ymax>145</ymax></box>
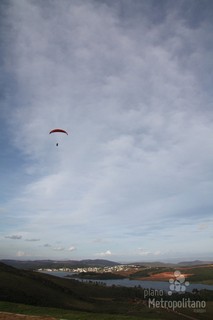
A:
<box><xmin>1</xmin><ymin>301</ymin><xmax>213</xmax><ymax>320</ymax></box>
<box><xmin>0</xmin><ymin>301</ymin><xmax>183</xmax><ymax>320</ymax></box>
<box><xmin>128</xmin><ymin>265</ymin><xmax>213</xmax><ymax>284</ymax></box>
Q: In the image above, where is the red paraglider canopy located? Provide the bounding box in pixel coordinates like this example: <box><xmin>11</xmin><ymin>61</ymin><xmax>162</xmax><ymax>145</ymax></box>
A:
<box><xmin>49</xmin><ymin>128</ymin><xmax>68</xmax><ymax>135</ymax></box>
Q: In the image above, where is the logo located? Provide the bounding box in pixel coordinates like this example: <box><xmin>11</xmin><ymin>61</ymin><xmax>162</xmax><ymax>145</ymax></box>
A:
<box><xmin>146</xmin><ymin>270</ymin><xmax>206</xmax><ymax>312</ymax></box>
<box><xmin>168</xmin><ymin>270</ymin><xmax>190</xmax><ymax>295</ymax></box>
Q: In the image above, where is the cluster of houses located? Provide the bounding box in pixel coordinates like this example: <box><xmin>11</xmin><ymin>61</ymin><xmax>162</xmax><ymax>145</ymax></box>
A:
<box><xmin>37</xmin><ymin>264</ymin><xmax>140</xmax><ymax>273</ymax></box>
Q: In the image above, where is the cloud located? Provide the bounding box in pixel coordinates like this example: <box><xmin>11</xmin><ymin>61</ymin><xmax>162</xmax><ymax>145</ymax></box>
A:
<box><xmin>16</xmin><ymin>251</ymin><xmax>25</xmax><ymax>257</ymax></box>
<box><xmin>25</xmin><ymin>238</ymin><xmax>40</xmax><ymax>242</ymax></box>
<box><xmin>52</xmin><ymin>246</ymin><xmax>76</xmax><ymax>252</ymax></box>
<box><xmin>67</xmin><ymin>246</ymin><xmax>76</xmax><ymax>252</ymax></box>
<box><xmin>138</xmin><ymin>248</ymin><xmax>162</xmax><ymax>257</ymax></box>
<box><xmin>53</xmin><ymin>247</ymin><xmax>65</xmax><ymax>251</ymax></box>
<box><xmin>5</xmin><ymin>235</ymin><xmax>22</xmax><ymax>240</ymax></box>
<box><xmin>43</xmin><ymin>243</ymin><xmax>52</xmax><ymax>247</ymax></box>
<box><xmin>96</xmin><ymin>250</ymin><xmax>112</xmax><ymax>257</ymax></box>
<box><xmin>92</xmin><ymin>238</ymin><xmax>106</xmax><ymax>243</ymax></box>
<box><xmin>197</xmin><ymin>223</ymin><xmax>208</xmax><ymax>231</ymax></box>
<box><xmin>138</xmin><ymin>249</ymin><xmax>151</xmax><ymax>256</ymax></box>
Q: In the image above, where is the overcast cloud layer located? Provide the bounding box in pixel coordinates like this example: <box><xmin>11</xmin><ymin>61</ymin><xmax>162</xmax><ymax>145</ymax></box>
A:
<box><xmin>0</xmin><ymin>0</ymin><xmax>213</xmax><ymax>262</ymax></box>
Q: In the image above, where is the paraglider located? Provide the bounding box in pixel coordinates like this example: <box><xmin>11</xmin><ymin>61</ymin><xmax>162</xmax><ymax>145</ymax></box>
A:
<box><xmin>49</xmin><ymin>128</ymin><xmax>68</xmax><ymax>146</ymax></box>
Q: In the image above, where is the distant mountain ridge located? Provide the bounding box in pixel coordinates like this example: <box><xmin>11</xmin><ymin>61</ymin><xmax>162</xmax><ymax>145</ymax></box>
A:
<box><xmin>178</xmin><ymin>260</ymin><xmax>213</xmax><ymax>266</ymax></box>
<box><xmin>1</xmin><ymin>258</ymin><xmax>120</xmax><ymax>270</ymax></box>
<box><xmin>1</xmin><ymin>258</ymin><xmax>212</xmax><ymax>270</ymax></box>
<box><xmin>131</xmin><ymin>260</ymin><xmax>213</xmax><ymax>267</ymax></box>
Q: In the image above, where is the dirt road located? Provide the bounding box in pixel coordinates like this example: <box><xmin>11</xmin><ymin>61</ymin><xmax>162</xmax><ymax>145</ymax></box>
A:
<box><xmin>0</xmin><ymin>312</ymin><xmax>57</xmax><ymax>320</ymax></box>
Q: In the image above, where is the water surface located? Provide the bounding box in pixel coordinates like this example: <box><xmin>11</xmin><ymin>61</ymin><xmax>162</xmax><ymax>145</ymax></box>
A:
<box><xmin>40</xmin><ymin>271</ymin><xmax>213</xmax><ymax>292</ymax></box>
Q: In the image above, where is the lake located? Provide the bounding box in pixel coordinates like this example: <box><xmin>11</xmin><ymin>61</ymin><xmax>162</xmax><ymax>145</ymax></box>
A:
<box><xmin>39</xmin><ymin>271</ymin><xmax>213</xmax><ymax>292</ymax></box>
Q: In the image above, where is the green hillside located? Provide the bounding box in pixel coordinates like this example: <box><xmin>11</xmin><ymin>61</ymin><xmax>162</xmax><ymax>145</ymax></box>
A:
<box><xmin>0</xmin><ymin>262</ymin><xmax>92</xmax><ymax>311</ymax></box>
<box><xmin>0</xmin><ymin>262</ymin><xmax>151</xmax><ymax>315</ymax></box>
<box><xmin>186</xmin><ymin>266</ymin><xmax>213</xmax><ymax>284</ymax></box>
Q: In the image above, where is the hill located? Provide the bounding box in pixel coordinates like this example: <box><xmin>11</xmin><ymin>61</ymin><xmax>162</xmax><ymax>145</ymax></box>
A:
<box><xmin>178</xmin><ymin>260</ymin><xmax>213</xmax><ymax>266</ymax></box>
<box><xmin>0</xmin><ymin>262</ymin><xmax>93</xmax><ymax>311</ymax></box>
<box><xmin>130</xmin><ymin>260</ymin><xmax>213</xmax><ymax>268</ymax></box>
<box><xmin>0</xmin><ymin>261</ymin><xmax>149</xmax><ymax>315</ymax></box>
<box><xmin>1</xmin><ymin>259</ymin><xmax>119</xmax><ymax>270</ymax></box>
<box><xmin>0</xmin><ymin>262</ymin><xmax>213</xmax><ymax>319</ymax></box>
<box><xmin>2</xmin><ymin>259</ymin><xmax>212</xmax><ymax>271</ymax></box>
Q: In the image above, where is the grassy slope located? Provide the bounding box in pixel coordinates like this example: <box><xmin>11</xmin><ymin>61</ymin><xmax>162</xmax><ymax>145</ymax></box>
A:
<box><xmin>0</xmin><ymin>301</ymin><xmax>191</xmax><ymax>320</ymax></box>
<box><xmin>185</xmin><ymin>266</ymin><xmax>213</xmax><ymax>284</ymax></box>
<box><xmin>0</xmin><ymin>262</ymin><xmax>93</xmax><ymax>311</ymax></box>
<box><xmin>129</xmin><ymin>267</ymin><xmax>173</xmax><ymax>279</ymax></box>
<box><xmin>0</xmin><ymin>262</ymin><xmax>168</xmax><ymax>318</ymax></box>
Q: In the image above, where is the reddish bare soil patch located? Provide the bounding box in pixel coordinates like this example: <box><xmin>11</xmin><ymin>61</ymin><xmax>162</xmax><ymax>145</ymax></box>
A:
<box><xmin>0</xmin><ymin>312</ymin><xmax>57</xmax><ymax>320</ymax></box>
<box><xmin>137</xmin><ymin>271</ymin><xmax>193</xmax><ymax>281</ymax></box>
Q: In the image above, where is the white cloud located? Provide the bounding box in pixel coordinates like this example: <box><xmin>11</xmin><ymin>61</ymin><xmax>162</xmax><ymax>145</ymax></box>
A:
<box><xmin>53</xmin><ymin>247</ymin><xmax>65</xmax><ymax>251</ymax></box>
<box><xmin>52</xmin><ymin>246</ymin><xmax>76</xmax><ymax>252</ymax></box>
<box><xmin>16</xmin><ymin>251</ymin><xmax>25</xmax><ymax>257</ymax></box>
<box><xmin>138</xmin><ymin>248</ymin><xmax>161</xmax><ymax>257</ymax></box>
<box><xmin>138</xmin><ymin>248</ymin><xmax>151</xmax><ymax>256</ymax></box>
<box><xmin>67</xmin><ymin>246</ymin><xmax>76</xmax><ymax>252</ymax></box>
<box><xmin>96</xmin><ymin>250</ymin><xmax>112</xmax><ymax>257</ymax></box>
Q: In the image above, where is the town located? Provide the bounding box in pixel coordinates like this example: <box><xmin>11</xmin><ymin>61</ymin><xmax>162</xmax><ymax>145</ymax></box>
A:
<box><xmin>37</xmin><ymin>264</ymin><xmax>140</xmax><ymax>274</ymax></box>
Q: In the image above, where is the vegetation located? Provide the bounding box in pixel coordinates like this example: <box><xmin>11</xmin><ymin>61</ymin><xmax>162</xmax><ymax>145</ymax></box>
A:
<box><xmin>70</xmin><ymin>271</ymin><xmax>126</xmax><ymax>280</ymax></box>
<box><xmin>129</xmin><ymin>265</ymin><xmax>213</xmax><ymax>286</ymax></box>
<box><xmin>129</xmin><ymin>267</ymin><xmax>174</xmax><ymax>279</ymax></box>
<box><xmin>186</xmin><ymin>267</ymin><xmax>213</xmax><ymax>284</ymax></box>
<box><xmin>0</xmin><ymin>301</ymin><xmax>173</xmax><ymax>320</ymax></box>
<box><xmin>0</xmin><ymin>262</ymin><xmax>213</xmax><ymax>319</ymax></box>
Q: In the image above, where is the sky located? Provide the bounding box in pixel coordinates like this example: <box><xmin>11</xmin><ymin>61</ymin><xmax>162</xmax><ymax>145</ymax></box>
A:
<box><xmin>0</xmin><ymin>0</ymin><xmax>213</xmax><ymax>263</ymax></box>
